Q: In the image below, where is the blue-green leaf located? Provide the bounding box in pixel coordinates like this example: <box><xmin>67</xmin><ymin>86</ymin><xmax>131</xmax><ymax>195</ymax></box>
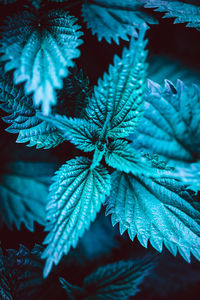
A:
<box><xmin>0</xmin><ymin>248</ymin><xmax>13</xmax><ymax>300</ymax></box>
<box><xmin>0</xmin><ymin>10</ymin><xmax>83</xmax><ymax>114</ymax></box>
<box><xmin>38</xmin><ymin>114</ymin><xmax>101</xmax><ymax>152</ymax></box>
<box><xmin>143</xmin><ymin>0</ymin><xmax>200</xmax><ymax>31</ymax></box>
<box><xmin>0</xmin><ymin>161</ymin><xmax>57</xmax><ymax>231</ymax></box>
<box><xmin>177</xmin><ymin>162</ymin><xmax>200</xmax><ymax>194</ymax></box>
<box><xmin>105</xmin><ymin>139</ymin><xmax>159</xmax><ymax>177</ymax></box>
<box><xmin>0</xmin><ymin>71</ymin><xmax>64</xmax><ymax>149</ymax></box>
<box><xmin>131</xmin><ymin>80</ymin><xmax>200</xmax><ymax>168</ymax></box>
<box><xmin>86</xmin><ymin>25</ymin><xmax>148</xmax><ymax>139</ymax></box>
<box><xmin>59</xmin><ymin>277</ymin><xmax>83</xmax><ymax>300</ymax></box>
<box><xmin>106</xmin><ymin>172</ymin><xmax>200</xmax><ymax>262</ymax></box>
<box><xmin>83</xmin><ymin>258</ymin><xmax>154</xmax><ymax>299</ymax></box>
<box><xmin>42</xmin><ymin>157</ymin><xmax>111</xmax><ymax>278</ymax></box>
<box><xmin>82</xmin><ymin>0</ymin><xmax>157</xmax><ymax>44</ymax></box>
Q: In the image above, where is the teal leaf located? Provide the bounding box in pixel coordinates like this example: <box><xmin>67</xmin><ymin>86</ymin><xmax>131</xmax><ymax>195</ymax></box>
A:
<box><xmin>86</xmin><ymin>25</ymin><xmax>148</xmax><ymax>139</ymax></box>
<box><xmin>82</xmin><ymin>0</ymin><xmax>157</xmax><ymax>44</ymax></box>
<box><xmin>177</xmin><ymin>162</ymin><xmax>200</xmax><ymax>194</ymax></box>
<box><xmin>0</xmin><ymin>161</ymin><xmax>57</xmax><ymax>231</ymax></box>
<box><xmin>0</xmin><ymin>71</ymin><xmax>64</xmax><ymax>149</ymax></box>
<box><xmin>131</xmin><ymin>80</ymin><xmax>200</xmax><ymax>168</ymax></box>
<box><xmin>42</xmin><ymin>157</ymin><xmax>111</xmax><ymax>278</ymax></box>
<box><xmin>83</xmin><ymin>258</ymin><xmax>154</xmax><ymax>299</ymax></box>
<box><xmin>59</xmin><ymin>277</ymin><xmax>83</xmax><ymax>300</ymax></box>
<box><xmin>106</xmin><ymin>172</ymin><xmax>200</xmax><ymax>262</ymax></box>
<box><xmin>105</xmin><ymin>139</ymin><xmax>159</xmax><ymax>177</ymax></box>
<box><xmin>0</xmin><ymin>10</ymin><xmax>83</xmax><ymax>114</ymax></box>
<box><xmin>0</xmin><ymin>248</ymin><xmax>13</xmax><ymax>300</ymax></box>
<box><xmin>143</xmin><ymin>0</ymin><xmax>200</xmax><ymax>31</ymax></box>
<box><xmin>38</xmin><ymin>114</ymin><xmax>101</xmax><ymax>152</ymax></box>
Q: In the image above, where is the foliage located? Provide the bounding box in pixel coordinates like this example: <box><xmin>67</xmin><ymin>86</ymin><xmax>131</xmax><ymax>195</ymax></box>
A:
<box><xmin>0</xmin><ymin>0</ymin><xmax>200</xmax><ymax>298</ymax></box>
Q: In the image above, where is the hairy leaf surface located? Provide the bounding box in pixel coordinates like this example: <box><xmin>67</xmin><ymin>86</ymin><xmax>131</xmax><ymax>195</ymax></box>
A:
<box><xmin>82</xmin><ymin>0</ymin><xmax>157</xmax><ymax>44</ymax></box>
<box><xmin>0</xmin><ymin>161</ymin><xmax>57</xmax><ymax>231</ymax></box>
<box><xmin>0</xmin><ymin>10</ymin><xmax>83</xmax><ymax>114</ymax></box>
<box><xmin>143</xmin><ymin>0</ymin><xmax>200</xmax><ymax>30</ymax></box>
<box><xmin>106</xmin><ymin>172</ymin><xmax>200</xmax><ymax>262</ymax></box>
<box><xmin>177</xmin><ymin>162</ymin><xmax>200</xmax><ymax>194</ymax></box>
<box><xmin>0</xmin><ymin>248</ymin><xmax>13</xmax><ymax>300</ymax></box>
<box><xmin>86</xmin><ymin>25</ymin><xmax>148</xmax><ymax>139</ymax></box>
<box><xmin>131</xmin><ymin>80</ymin><xmax>200</xmax><ymax>167</ymax></box>
<box><xmin>42</xmin><ymin>157</ymin><xmax>111</xmax><ymax>278</ymax></box>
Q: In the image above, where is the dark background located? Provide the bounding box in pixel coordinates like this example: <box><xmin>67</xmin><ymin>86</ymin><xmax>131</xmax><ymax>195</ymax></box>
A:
<box><xmin>0</xmin><ymin>1</ymin><xmax>200</xmax><ymax>299</ymax></box>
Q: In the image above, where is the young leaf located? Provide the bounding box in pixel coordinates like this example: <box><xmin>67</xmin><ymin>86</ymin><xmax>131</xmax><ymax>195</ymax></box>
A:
<box><xmin>38</xmin><ymin>114</ymin><xmax>101</xmax><ymax>152</ymax></box>
<box><xmin>0</xmin><ymin>10</ymin><xmax>83</xmax><ymax>114</ymax></box>
<box><xmin>86</xmin><ymin>25</ymin><xmax>148</xmax><ymax>139</ymax></box>
<box><xmin>42</xmin><ymin>157</ymin><xmax>111</xmax><ymax>278</ymax></box>
<box><xmin>0</xmin><ymin>161</ymin><xmax>57</xmax><ymax>231</ymax></box>
<box><xmin>143</xmin><ymin>0</ymin><xmax>200</xmax><ymax>31</ymax></box>
<box><xmin>82</xmin><ymin>0</ymin><xmax>157</xmax><ymax>44</ymax></box>
<box><xmin>131</xmin><ymin>80</ymin><xmax>200</xmax><ymax>168</ymax></box>
<box><xmin>0</xmin><ymin>70</ymin><xmax>64</xmax><ymax>149</ymax></box>
<box><xmin>105</xmin><ymin>139</ymin><xmax>160</xmax><ymax>177</ymax></box>
<box><xmin>106</xmin><ymin>171</ymin><xmax>200</xmax><ymax>262</ymax></box>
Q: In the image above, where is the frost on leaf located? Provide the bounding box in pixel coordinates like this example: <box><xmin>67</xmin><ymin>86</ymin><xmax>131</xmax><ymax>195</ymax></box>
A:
<box><xmin>106</xmin><ymin>171</ymin><xmax>200</xmax><ymax>262</ymax></box>
<box><xmin>82</xmin><ymin>0</ymin><xmax>157</xmax><ymax>44</ymax></box>
<box><xmin>42</xmin><ymin>157</ymin><xmax>111</xmax><ymax>278</ymax></box>
<box><xmin>0</xmin><ymin>10</ymin><xmax>83</xmax><ymax>114</ymax></box>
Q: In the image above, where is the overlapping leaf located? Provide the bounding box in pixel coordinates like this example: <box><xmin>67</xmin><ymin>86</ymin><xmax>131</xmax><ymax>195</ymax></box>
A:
<box><xmin>0</xmin><ymin>70</ymin><xmax>64</xmax><ymax>149</ymax></box>
<box><xmin>106</xmin><ymin>171</ymin><xmax>200</xmax><ymax>262</ymax></box>
<box><xmin>82</xmin><ymin>0</ymin><xmax>157</xmax><ymax>44</ymax></box>
<box><xmin>143</xmin><ymin>0</ymin><xmax>200</xmax><ymax>30</ymax></box>
<box><xmin>176</xmin><ymin>162</ymin><xmax>200</xmax><ymax>194</ymax></box>
<box><xmin>86</xmin><ymin>25</ymin><xmax>148</xmax><ymax>139</ymax></box>
<box><xmin>60</xmin><ymin>257</ymin><xmax>154</xmax><ymax>299</ymax></box>
<box><xmin>131</xmin><ymin>80</ymin><xmax>200</xmax><ymax>168</ymax></box>
<box><xmin>42</xmin><ymin>157</ymin><xmax>111</xmax><ymax>278</ymax></box>
<box><xmin>0</xmin><ymin>161</ymin><xmax>57</xmax><ymax>231</ymax></box>
<box><xmin>0</xmin><ymin>10</ymin><xmax>83</xmax><ymax>114</ymax></box>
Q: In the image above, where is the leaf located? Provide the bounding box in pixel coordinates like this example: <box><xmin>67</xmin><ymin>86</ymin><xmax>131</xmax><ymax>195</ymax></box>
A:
<box><xmin>41</xmin><ymin>157</ymin><xmax>111</xmax><ymax>278</ymax></box>
<box><xmin>0</xmin><ymin>161</ymin><xmax>57</xmax><ymax>231</ymax></box>
<box><xmin>83</xmin><ymin>258</ymin><xmax>154</xmax><ymax>299</ymax></box>
<box><xmin>60</xmin><ymin>257</ymin><xmax>154</xmax><ymax>300</ymax></box>
<box><xmin>0</xmin><ymin>10</ymin><xmax>83</xmax><ymax>114</ymax></box>
<box><xmin>82</xmin><ymin>0</ymin><xmax>157</xmax><ymax>44</ymax></box>
<box><xmin>143</xmin><ymin>0</ymin><xmax>200</xmax><ymax>30</ymax></box>
<box><xmin>105</xmin><ymin>139</ymin><xmax>160</xmax><ymax>177</ymax></box>
<box><xmin>38</xmin><ymin>114</ymin><xmax>101</xmax><ymax>152</ymax></box>
<box><xmin>176</xmin><ymin>162</ymin><xmax>200</xmax><ymax>194</ymax></box>
<box><xmin>0</xmin><ymin>248</ymin><xmax>13</xmax><ymax>300</ymax></box>
<box><xmin>106</xmin><ymin>171</ymin><xmax>200</xmax><ymax>262</ymax></box>
<box><xmin>59</xmin><ymin>277</ymin><xmax>83</xmax><ymax>300</ymax></box>
<box><xmin>86</xmin><ymin>25</ymin><xmax>148</xmax><ymax>139</ymax></box>
<box><xmin>131</xmin><ymin>80</ymin><xmax>200</xmax><ymax>168</ymax></box>
<box><xmin>0</xmin><ymin>70</ymin><xmax>64</xmax><ymax>149</ymax></box>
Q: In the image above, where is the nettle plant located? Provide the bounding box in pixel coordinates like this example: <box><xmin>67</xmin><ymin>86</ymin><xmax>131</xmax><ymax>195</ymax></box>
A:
<box><xmin>0</xmin><ymin>0</ymin><xmax>200</xmax><ymax>298</ymax></box>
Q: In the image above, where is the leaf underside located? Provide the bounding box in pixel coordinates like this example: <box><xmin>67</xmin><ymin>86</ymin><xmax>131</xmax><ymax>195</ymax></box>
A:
<box><xmin>131</xmin><ymin>80</ymin><xmax>200</xmax><ymax>168</ymax></box>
